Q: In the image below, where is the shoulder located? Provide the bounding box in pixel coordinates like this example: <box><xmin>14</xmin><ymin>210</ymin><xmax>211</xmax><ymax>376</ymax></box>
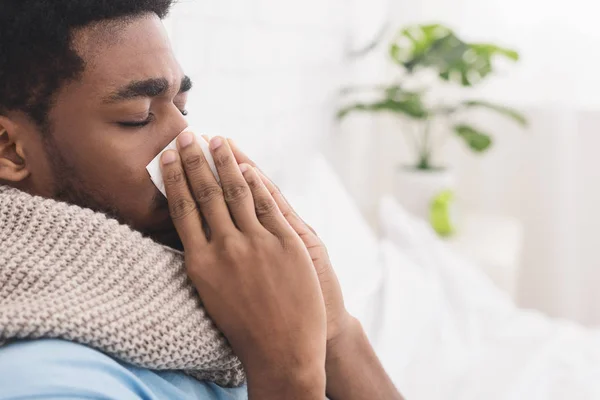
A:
<box><xmin>0</xmin><ymin>339</ymin><xmax>157</xmax><ymax>399</ymax></box>
<box><xmin>0</xmin><ymin>339</ymin><xmax>248</xmax><ymax>400</ymax></box>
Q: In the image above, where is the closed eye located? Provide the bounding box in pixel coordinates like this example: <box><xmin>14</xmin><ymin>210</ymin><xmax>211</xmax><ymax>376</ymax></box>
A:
<box><xmin>118</xmin><ymin>109</ymin><xmax>188</xmax><ymax>129</ymax></box>
<box><xmin>118</xmin><ymin>114</ymin><xmax>154</xmax><ymax>128</ymax></box>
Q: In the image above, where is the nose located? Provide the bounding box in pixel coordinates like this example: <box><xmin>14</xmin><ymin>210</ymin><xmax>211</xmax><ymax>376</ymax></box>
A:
<box><xmin>155</xmin><ymin>106</ymin><xmax>189</xmax><ymax>155</ymax></box>
<box><xmin>168</xmin><ymin>104</ymin><xmax>189</xmax><ymax>141</ymax></box>
<box><xmin>172</xmin><ymin>103</ymin><xmax>189</xmax><ymax>133</ymax></box>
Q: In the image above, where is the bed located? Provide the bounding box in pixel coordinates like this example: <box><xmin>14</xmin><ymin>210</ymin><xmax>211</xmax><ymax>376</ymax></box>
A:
<box><xmin>277</xmin><ymin>153</ymin><xmax>600</xmax><ymax>400</ymax></box>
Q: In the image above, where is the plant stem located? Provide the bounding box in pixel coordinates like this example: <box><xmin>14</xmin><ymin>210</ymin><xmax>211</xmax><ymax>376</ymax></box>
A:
<box><xmin>403</xmin><ymin>124</ymin><xmax>422</xmax><ymax>164</ymax></box>
<box><xmin>418</xmin><ymin>119</ymin><xmax>433</xmax><ymax>169</ymax></box>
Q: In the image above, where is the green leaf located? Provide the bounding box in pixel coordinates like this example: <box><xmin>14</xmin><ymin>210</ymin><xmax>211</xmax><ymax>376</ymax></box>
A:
<box><xmin>470</xmin><ymin>43</ymin><xmax>520</xmax><ymax>61</ymax></box>
<box><xmin>389</xmin><ymin>23</ymin><xmax>456</xmax><ymax>69</ymax></box>
<box><xmin>337</xmin><ymin>96</ymin><xmax>429</xmax><ymax>120</ymax></box>
<box><xmin>384</xmin><ymin>85</ymin><xmax>405</xmax><ymax>98</ymax></box>
<box><xmin>388</xmin><ymin>23</ymin><xmax>521</xmax><ymax>86</ymax></box>
<box><xmin>462</xmin><ymin>100</ymin><xmax>528</xmax><ymax>126</ymax></box>
<box><xmin>454</xmin><ymin>124</ymin><xmax>493</xmax><ymax>152</ymax></box>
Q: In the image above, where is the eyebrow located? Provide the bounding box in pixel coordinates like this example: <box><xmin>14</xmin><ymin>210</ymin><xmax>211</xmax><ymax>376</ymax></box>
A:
<box><xmin>104</xmin><ymin>75</ymin><xmax>193</xmax><ymax>103</ymax></box>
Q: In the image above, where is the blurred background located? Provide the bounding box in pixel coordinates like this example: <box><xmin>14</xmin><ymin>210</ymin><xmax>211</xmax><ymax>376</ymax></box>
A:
<box><xmin>164</xmin><ymin>0</ymin><xmax>600</xmax><ymax>327</ymax></box>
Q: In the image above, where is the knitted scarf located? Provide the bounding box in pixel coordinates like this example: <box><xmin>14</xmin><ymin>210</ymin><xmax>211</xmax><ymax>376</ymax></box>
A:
<box><xmin>0</xmin><ymin>185</ymin><xmax>245</xmax><ymax>387</ymax></box>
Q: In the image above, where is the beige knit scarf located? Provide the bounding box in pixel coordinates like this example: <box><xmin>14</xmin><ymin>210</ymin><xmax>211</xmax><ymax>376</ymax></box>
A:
<box><xmin>0</xmin><ymin>185</ymin><xmax>245</xmax><ymax>387</ymax></box>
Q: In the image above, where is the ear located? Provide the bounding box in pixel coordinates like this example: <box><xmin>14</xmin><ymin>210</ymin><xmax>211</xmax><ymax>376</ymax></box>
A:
<box><xmin>0</xmin><ymin>116</ymin><xmax>30</xmax><ymax>183</ymax></box>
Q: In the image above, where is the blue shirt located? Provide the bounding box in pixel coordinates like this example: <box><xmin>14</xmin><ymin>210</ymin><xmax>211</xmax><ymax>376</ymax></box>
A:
<box><xmin>0</xmin><ymin>339</ymin><xmax>248</xmax><ymax>400</ymax></box>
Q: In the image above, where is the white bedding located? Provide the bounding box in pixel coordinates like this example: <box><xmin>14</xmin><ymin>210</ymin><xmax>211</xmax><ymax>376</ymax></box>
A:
<box><xmin>377</xmin><ymin>197</ymin><xmax>600</xmax><ymax>400</ymax></box>
<box><xmin>278</xmin><ymin>153</ymin><xmax>600</xmax><ymax>400</ymax></box>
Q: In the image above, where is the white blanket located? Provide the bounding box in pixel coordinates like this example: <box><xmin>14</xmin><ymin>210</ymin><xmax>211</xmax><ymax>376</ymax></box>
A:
<box><xmin>375</xmin><ymin>196</ymin><xmax>600</xmax><ymax>400</ymax></box>
<box><xmin>278</xmin><ymin>153</ymin><xmax>600</xmax><ymax>399</ymax></box>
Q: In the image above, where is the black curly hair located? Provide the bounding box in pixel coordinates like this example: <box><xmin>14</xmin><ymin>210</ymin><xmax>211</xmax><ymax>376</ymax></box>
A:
<box><xmin>0</xmin><ymin>0</ymin><xmax>174</xmax><ymax>127</ymax></box>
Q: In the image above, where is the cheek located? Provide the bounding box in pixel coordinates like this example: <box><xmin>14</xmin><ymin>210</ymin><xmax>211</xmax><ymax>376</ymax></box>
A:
<box><xmin>90</xmin><ymin>147</ymin><xmax>166</xmax><ymax>230</ymax></box>
<box><xmin>103</xmin><ymin>148</ymin><xmax>170</xmax><ymax>230</ymax></box>
<box><xmin>67</xmin><ymin>138</ymin><xmax>149</xmax><ymax>185</ymax></box>
<box><xmin>59</xmin><ymin>133</ymin><xmax>162</xmax><ymax>220</ymax></box>
<box><xmin>94</xmin><ymin>145</ymin><xmax>158</xmax><ymax>201</ymax></box>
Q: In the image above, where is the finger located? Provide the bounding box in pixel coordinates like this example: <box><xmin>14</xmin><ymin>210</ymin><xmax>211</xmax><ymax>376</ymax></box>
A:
<box><xmin>209</xmin><ymin>137</ymin><xmax>261</xmax><ymax>233</ymax></box>
<box><xmin>227</xmin><ymin>138</ymin><xmax>317</xmax><ymax>238</ymax></box>
<box><xmin>202</xmin><ymin>134</ymin><xmax>210</xmax><ymax>143</ymax></box>
<box><xmin>228</xmin><ymin>139</ymin><xmax>257</xmax><ymax>168</ymax></box>
<box><xmin>256</xmin><ymin>169</ymin><xmax>320</xmax><ymax>241</ymax></box>
<box><xmin>240</xmin><ymin>165</ymin><xmax>293</xmax><ymax>238</ymax></box>
<box><xmin>160</xmin><ymin>150</ymin><xmax>207</xmax><ymax>248</ymax></box>
<box><xmin>177</xmin><ymin>132</ymin><xmax>237</xmax><ymax>236</ymax></box>
<box><xmin>228</xmin><ymin>138</ymin><xmax>317</xmax><ymax>238</ymax></box>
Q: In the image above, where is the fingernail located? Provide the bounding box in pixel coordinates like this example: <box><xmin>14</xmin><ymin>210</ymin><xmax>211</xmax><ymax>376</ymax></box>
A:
<box><xmin>162</xmin><ymin>150</ymin><xmax>177</xmax><ymax>165</ymax></box>
<box><xmin>239</xmin><ymin>163</ymin><xmax>249</xmax><ymax>173</ymax></box>
<box><xmin>210</xmin><ymin>137</ymin><xmax>223</xmax><ymax>150</ymax></box>
<box><xmin>178</xmin><ymin>132</ymin><xmax>194</xmax><ymax>148</ymax></box>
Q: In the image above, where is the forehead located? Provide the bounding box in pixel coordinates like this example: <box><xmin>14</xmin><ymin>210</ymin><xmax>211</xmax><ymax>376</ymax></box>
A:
<box><xmin>71</xmin><ymin>14</ymin><xmax>182</xmax><ymax>93</ymax></box>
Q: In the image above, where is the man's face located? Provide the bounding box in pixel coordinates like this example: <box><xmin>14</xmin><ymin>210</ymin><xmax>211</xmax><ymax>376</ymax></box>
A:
<box><xmin>31</xmin><ymin>15</ymin><xmax>188</xmax><ymax>247</ymax></box>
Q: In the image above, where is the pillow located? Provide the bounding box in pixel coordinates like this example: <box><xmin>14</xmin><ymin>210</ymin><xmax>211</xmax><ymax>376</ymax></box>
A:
<box><xmin>378</xmin><ymin>195</ymin><xmax>513</xmax><ymax>311</ymax></box>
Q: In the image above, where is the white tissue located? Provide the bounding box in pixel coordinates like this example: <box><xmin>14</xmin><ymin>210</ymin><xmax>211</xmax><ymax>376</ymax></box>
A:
<box><xmin>146</xmin><ymin>127</ymin><xmax>220</xmax><ymax>198</ymax></box>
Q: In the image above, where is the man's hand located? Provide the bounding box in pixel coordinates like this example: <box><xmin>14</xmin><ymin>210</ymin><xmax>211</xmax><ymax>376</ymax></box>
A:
<box><xmin>160</xmin><ymin>134</ymin><xmax>327</xmax><ymax>399</ymax></box>
<box><xmin>228</xmin><ymin>139</ymin><xmax>404</xmax><ymax>400</ymax></box>
<box><xmin>227</xmin><ymin>140</ymin><xmax>353</xmax><ymax>345</ymax></box>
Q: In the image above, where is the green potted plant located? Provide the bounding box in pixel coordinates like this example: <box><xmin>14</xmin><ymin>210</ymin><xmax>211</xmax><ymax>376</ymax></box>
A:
<box><xmin>338</xmin><ymin>23</ymin><xmax>528</xmax><ymax>235</ymax></box>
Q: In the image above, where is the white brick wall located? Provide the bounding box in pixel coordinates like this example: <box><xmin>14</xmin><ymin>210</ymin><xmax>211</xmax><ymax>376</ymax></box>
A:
<box><xmin>164</xmin><ymin>0</ymin><xmax>349</xmax><ymax>177</ymax></box>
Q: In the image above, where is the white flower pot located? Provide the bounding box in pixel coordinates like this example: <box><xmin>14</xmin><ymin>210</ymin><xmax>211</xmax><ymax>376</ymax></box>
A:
<box><xmin>394</xmin><ymin>167</ymin><xmax>456</xmax><ymax>221</ymax></box>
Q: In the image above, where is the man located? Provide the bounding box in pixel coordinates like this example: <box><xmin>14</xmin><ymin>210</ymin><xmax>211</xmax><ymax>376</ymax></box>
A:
<box><xmin>0</xmin><ymin>1</ymin><xmax>403</xmax><ymax>399</ymax></box>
